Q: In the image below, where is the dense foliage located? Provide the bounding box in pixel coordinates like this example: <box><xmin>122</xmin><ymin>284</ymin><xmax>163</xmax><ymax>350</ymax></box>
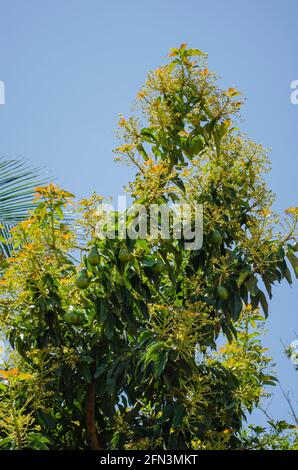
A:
<box><xmin>0</xmin><ymin>45</ymin><xmax>297</xmax><ymax>450</ymax></box>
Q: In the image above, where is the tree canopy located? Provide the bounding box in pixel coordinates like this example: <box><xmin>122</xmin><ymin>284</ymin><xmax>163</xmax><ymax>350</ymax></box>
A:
<box><xmin>0</xmin><ymin>45</ymin><xmax>297</xmax><ymax>450</ymax></box>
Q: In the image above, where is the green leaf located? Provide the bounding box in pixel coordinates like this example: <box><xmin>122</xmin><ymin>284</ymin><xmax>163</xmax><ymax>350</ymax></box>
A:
<box><xmin>188</xmin><ymin>135</ymin><xmax>204</xmax><ymax>156</ymax></box>
<box><xmin>237</xmin><ymin>269</ymin><xmax>251</xmax><ymax>288</ymax></box>
<box><xmin>186</xmin><ymin>48</ymin><xmax>206</xmax><ymax>57</ymax></box>
<box><xmin>161</xmin><ymin>404</ymin><xmax>173</xmax><ymax>422</ymax></box>
<box><xmin>284</xmin><ymin>266</ymin><xmax>292</xmax><ymax>285</ymax></box>
<box><xmin>0</xmin><ymin>437</ymin><xmax>13</xmax><ymax>449</ymax></box>
<box><xmin>231</xmin><ymin>293</ymin><xmax>243</xmax><ymax>321</ymax></box>
<box><xmin>168</xmin><ymin>192</ymin><xmax>180</xmax><ymax>202</ymax></box>
<box><xmin>171</xmin><ymin>176</ymin><xmax>185</xmax><ymax>193</ymax></box>
<box><xmin>213</xmin><ymin>126</ymin><xmax>223</xmax><ymax>157</ymax></box>
<box><xmin>258</xmin><ymin>290</ymin><xmax>269</xmax><ymax>317</ymax></box>
<box><xmin>0</xmin><ymin>382</ymin><xmax>6</xmax><ymax>391</ymax></box>
<box><xmin>95</xmin><ymin>298</ymin><xmax>107</xmax><ymax>323</ymax></box>
<box><xmin>287</xmin><ymin>250</ymin><xmax>298</xmax><ymax>279</ymax></box>
<box><xmin>138</xmin><ymin>330</ymin><xmax>154</xmax><ymax>345</ymax></box>
<box><xmin>55</xmin><ymin>204</ymin><xmax>64</xmax><ymax>219</ymax></box>
<box><xmin>155</xmin><ymin>350</ymin><xmax>169</xmax><ymax>377</ymax></box>
<box><xmin>94</xmin><ymin>363</ymin><xmax>107</xmax><ymax>379</ymax></box>
<box><xmin>104</xmin><ymin>314</ymin><xmax>115</xmax><ymax>339</ymax></box>
<box><xmin>142</xmin><ymin>341</ymin><xmax>165</xmax><ymax>365</ymax></box>
<box><xmin>245</xmin><ymin>275</ymin><xmax>259</xmax><ymax>296</ymax></box>
<box><xmin>250</xmin><ymin>292</ymin><xmax>260</xmax><ymax>310</ymax></box>
<box><xmin>140</xmin><ymin>128</ymin><xmax>156</xmax><ymax>143</ymax></box>
<box><xmin>141</xmin><ymin>256</ymin><xmax>155</xmax><ymax>268</ymax></box>
<box><xmin>110</xmin><ymin>431</ymin><xmax>125</xmax><ymax>450</ymax></box>
<box><xmin>262</xmin><ymin>275</ymin><xmax>273</xmax><ymax>299</ymax></box>
<box><xmin>172</xmin><ymin>404</ymin><xmax>185</xmax><ymax>428</ymax></box>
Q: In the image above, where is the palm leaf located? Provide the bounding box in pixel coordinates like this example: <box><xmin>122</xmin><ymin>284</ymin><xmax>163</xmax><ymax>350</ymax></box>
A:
<box><xmin>0</xmin><ymin>159</ymin><xmax>47</xmax><ymax>257</ymax></box>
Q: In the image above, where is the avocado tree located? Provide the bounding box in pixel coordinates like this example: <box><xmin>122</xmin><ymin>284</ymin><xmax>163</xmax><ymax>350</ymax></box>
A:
<box><xmin>0</xmin><ymin>45</ymin><xmax>298</xmax><ymax>450</ymax></box>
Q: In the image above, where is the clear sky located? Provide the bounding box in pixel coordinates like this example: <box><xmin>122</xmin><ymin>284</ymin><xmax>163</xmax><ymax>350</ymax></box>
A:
<box><xmin>0</xmin><ymin>0</ymin><xmax>297</xmax><ymax>426</ymax></box>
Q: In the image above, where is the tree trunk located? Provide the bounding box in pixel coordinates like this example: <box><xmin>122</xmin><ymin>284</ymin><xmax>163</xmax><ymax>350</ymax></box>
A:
<box><xmin>86</xmin><ymin>382</ymin><xmax>102</xmax><ymax>450</ymax></box>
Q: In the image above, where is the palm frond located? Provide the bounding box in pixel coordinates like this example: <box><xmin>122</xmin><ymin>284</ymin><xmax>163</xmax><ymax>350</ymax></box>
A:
<box><xmin>0</xmin><ymin>222</ymin><xmax>13</xmax><ymax>258</ymax></box>
<box><xmin>0</xmin><ymin>159</ymin><xmax>47</xmax><ymax>257</ymax></box>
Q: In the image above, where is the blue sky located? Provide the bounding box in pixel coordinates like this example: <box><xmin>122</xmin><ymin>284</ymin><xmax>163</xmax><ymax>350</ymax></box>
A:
<box><xmin>0</xmin><ymin>0</ymin><xmax>297</xmax><ymax>426</ymax></box>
